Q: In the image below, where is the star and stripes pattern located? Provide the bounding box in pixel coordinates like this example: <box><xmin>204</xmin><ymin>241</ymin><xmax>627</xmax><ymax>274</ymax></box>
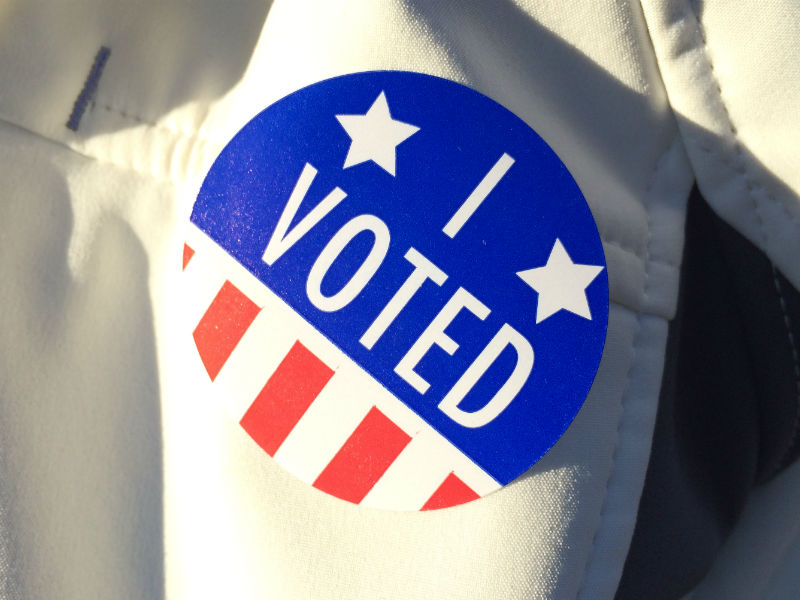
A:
<box><xmin>184</xmin><ymin>73</ymin><xmax>609</xmax><ymax>508</ymax></box>
<box><xmin>182</xmin><ymin>224</ymin><xmax>501</xmax><ymax>510</ymax></box>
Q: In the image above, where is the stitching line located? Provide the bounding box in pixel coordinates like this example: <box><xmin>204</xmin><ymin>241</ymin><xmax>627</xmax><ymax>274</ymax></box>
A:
<box><xmin>770</xmin><ymin>266</ymin><xmax>800</xmax><ymax>476</ymax></box>
<box><xmin>88</xmin><ymin>100</ymin><xmax>221</xmax><ymax>149</ymax></box>
<box><xmin>603</xmin><ymin>238</ymin><xmax>679</xmax><ymax>270</ymax></box>
<box><xmin>574</xmin><ymin>134</ymin><xmax>677</xmax><ymax>599</ymax></box>
<box><xmin>687</xmin><ymin>0</ymin><xmax>800</xmax><ymax>244</ymax></box>
<box><xmin>689</xmin><ymin>0</ymin><xmax>800</xmax><ymax>480</ymax></box>
<box><xmin>66</xmin><ymin>46</ymin><xmax>111</xmax><ymax>132</ymax></box>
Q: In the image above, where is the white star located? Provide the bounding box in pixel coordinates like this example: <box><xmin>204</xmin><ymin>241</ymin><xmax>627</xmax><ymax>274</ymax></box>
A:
<box><xmin>335</xmin><ymin>91</ymin><xmax>420</xmax><ymax>176</ymax></box>
<box><xmin>516</xmin><ymin>239</ymin><xmax>604</xmax><ymax>324</ymax></box>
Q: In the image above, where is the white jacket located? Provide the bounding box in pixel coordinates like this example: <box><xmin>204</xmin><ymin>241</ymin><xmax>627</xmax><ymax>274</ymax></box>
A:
<box><xmin>0</xmin><ymin>1</ymin><xmax>798</xmax><ymax>598</ymax></box>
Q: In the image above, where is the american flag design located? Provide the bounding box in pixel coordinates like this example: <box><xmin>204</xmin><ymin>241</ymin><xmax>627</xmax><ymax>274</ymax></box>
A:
<box><xmin>183</xmin><ymin>225</ymin><xmax>500</xmax><ymax>510</ymax></box>
<box><xmin>185</xmin><ymin>71</ymin><xmax>608</xmax><ymax>510</ymax></box>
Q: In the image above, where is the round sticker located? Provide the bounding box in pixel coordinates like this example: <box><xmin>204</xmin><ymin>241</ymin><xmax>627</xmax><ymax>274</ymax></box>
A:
<box><xmin>183</xmin><ymin>71</ymin><xmax>608</xmax><ymax>510</ymax></box>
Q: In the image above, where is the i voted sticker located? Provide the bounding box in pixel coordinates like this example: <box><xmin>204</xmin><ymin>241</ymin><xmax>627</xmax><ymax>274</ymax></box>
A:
<box><xmin>183</xmin><ymin>71</ymin><xmax>608</xmax><ymax>510</ymax></box>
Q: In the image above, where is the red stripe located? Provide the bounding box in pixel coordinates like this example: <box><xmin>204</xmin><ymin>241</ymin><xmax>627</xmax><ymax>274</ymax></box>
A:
<box><xmin>182</xmin><ymin>243</ymin><xmax>195</xmax><ymax>270</ymax></box>
<box><xmin>240</xmin><ymin>341</ymin><xmax>334</xmax><ymax>456</ymax></box>
<box><xmin>192</xmin><ymin>281</ymin><xmax>260</xmax><ymax>381</ymax></box>
<box><xmin>313</xmin><ymin>406</ymin><xmax>411</xmax><ymax>504</ymax></box>
<box><xmin>421</xmin><ymin>473</ymin><xmax>480</xmax><ymax>510</ymax></box>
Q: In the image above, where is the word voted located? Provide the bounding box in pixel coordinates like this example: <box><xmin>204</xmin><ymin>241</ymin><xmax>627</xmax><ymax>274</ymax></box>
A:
<box><xmin>262</xmin><ymin>155</ymin><xmax>532</xmax><ymax>429</ymax></box>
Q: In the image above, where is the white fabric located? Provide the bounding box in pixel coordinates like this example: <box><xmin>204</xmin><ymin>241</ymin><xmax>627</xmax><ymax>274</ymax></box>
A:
<box><xmin>641</xmin><ymin>0</ymin><xmax>800</xmax><ymax>290</ymax></box>
<box><xmin>0</xmin><ymin>0</ymin><xmax>794</xmax><ymax>598</ymax></box>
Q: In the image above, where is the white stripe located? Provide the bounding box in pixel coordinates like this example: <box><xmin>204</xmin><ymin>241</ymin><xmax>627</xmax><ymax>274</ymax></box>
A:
<box><xmin>211</xmin><ymin>308</ymin><xmax>299</xmax><ymax>423</ymax></box>
<box><xmin>360</xmin><ymin>429</ymin><xmax>454</xmax><ymax>510</ymax></box>
<box><xmin>181</xmin><ymin>244</ymin><xmax>230</xmax><ymax>333</ymax></box>
<box><xmin>357</xmin><ymin>368</ymin><xmax>501</xmax><ymax>500</ymax></box>
<box><xmin>442</xmin><ymin>152</ymin><xmax>515</xmax><ymax>238</ymax></box>
<box><xmin>272</xmin><ymin>371</ymin><xmax>373</xmax><ymax>485</ymax></box>
<box><xmin>185</xmin><ymin>225</ymin><xmax>272</xmax><ymax>306</ymax></box>
<box><xmin>447</xmin><ymin>447</ymin><xmax>502</xmax><ymax>498</ymax></box>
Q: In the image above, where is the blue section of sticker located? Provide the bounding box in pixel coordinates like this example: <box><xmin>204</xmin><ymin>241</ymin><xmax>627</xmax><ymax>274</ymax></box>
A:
<box><xmin>191</xmin><ymin>71</ymin><xmax>608</xmax><ymax>486</ymax></box>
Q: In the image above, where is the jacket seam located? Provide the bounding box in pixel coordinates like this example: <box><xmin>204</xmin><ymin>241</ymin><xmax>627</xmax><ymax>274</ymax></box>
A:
<box><xmin>574</xmin><ymin>132</ymin><xmax>677</xmax><ymax>600</ymax></box>
<box><xmin>685</xmin><ymin>0</ymin><xmax>800</xmax><ymax>244</ymax></box>
<box><xmin>770</xmin><ymin>266</ymin><xmax>800</xmax><ymax>476</ymax></box>
<box><xmin>603</xmin><ymin>239</ymin><xmax>679</xmax><ymax>269</ymax></box>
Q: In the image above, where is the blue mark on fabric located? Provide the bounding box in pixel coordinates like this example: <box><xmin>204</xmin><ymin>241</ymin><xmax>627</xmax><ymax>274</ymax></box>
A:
<box><xmin>66</xmin><ymin>46</ymin><xmax>111</xmax><ymax>132</ymax></box>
